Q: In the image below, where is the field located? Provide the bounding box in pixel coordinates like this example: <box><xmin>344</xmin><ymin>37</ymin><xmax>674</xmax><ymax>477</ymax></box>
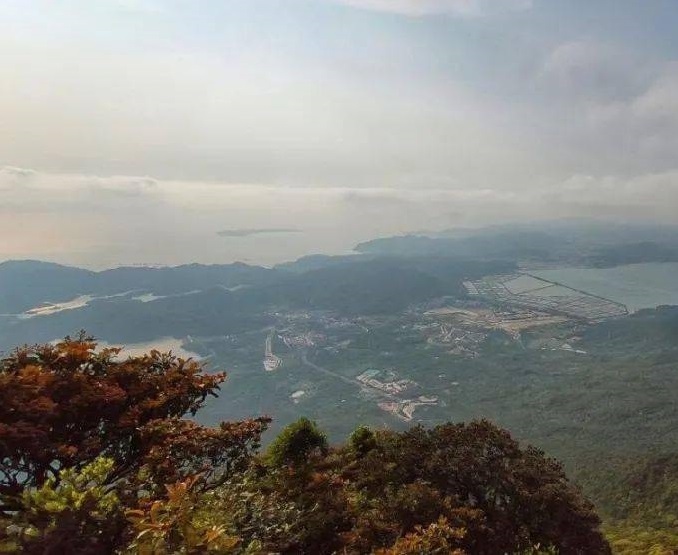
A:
<box><xmin>533</xmin><ymin>262</ymin><xmax>678</xmax><ymax>312</ymax></box>
<box><xmin>469</xmin><ymin>273</ymin><xmax>628</xmax><ymax>321</ymax></box>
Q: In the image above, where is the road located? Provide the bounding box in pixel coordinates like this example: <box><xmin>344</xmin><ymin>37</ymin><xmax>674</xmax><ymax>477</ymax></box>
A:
<box><xmin>300</xmin><ymin>351</ymin><xmax>398</xmax><ymax>400</ymax></box>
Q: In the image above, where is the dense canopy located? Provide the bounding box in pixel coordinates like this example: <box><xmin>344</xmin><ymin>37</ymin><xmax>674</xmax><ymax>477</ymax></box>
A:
<box><xmin>0</xmin><ymin>337</ymin><xmax>609</xmax><ymax>553</ymax></box>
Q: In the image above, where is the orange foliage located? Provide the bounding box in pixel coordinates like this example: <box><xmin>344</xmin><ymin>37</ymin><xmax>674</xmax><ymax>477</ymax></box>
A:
<box><xmin>0</xmin><ymin>334</ymin><xmax>266</xmax><ymax>514</ymax></box>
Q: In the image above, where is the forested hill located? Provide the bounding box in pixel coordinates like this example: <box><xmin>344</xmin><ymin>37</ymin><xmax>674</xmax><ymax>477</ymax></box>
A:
<box><xmin>356</xmin><ymin>221</ymin><xmax>678</xmax><ymax>266</ymax></box>
<box><xmin>0</xmin><ymin>256</ymin><xmax>512</xmax><ymax>348</ymax></box>
<box><xmin>0</xmin><ymin>337</ymin><xmax>610</xmax><ymax>554</ymax></box>
<box><xmin>0</xmin><ymin>260</ymin><xmax>280</xmax><ymax>314</ymax></box>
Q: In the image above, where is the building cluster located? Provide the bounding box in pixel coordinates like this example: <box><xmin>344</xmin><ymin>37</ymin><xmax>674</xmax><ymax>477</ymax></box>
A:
<box><xmin>281</xmin><ymin>332</ymin><xmax>325</xmax><ymax>349</ymax></box>
<box><xmin>378</xmin><ymin>396</ymin><xmax>439</xmax><ymax>422</ymax></box>
<box><xmin>356</xmin><ymin>369</ymin><xmax>415</xmax><ymax>395</ymax></box>
<box><xmin>263</xmin><ymin>331</ymin><xmax>282</xmax><ymax>372</ymax></box>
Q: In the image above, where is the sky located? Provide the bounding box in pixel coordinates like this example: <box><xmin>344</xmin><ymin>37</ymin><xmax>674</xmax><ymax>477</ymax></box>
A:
<box><xmin>1</xmin><ymin>0</ymin><xmax>678</xmax><ymax>267</ymax></box>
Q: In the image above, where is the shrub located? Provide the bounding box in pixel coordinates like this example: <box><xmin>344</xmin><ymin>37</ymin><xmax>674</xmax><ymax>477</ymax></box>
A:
<box><xmin>4</xmin><ymin>457</ymin><xmax>123</xmax><ymax>554</ymax></box>
<box><xmin>349</xmin><ymin>425</ymin><xmax>377</xmax><ymax>456</ymax></box>
<box><xmin>266</xmin><ymin>418</ymin><xmax>328</xmax><ymax>467</ymax></box>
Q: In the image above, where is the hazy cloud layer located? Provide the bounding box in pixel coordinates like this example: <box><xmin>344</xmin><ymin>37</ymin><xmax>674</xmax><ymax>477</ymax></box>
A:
<box><xmin>2</xmin><ymin>167</ymin><xmax>677</xmax><ymax>268</ymax></box>
<box><xmin>329</xmin><ymin>0</ymin><xmax>532</xmax><ymax>16</ymax></box>
<box><xmin>1</xmin><ymin>1</ymin><xmax>678</xmax><ymax>266</ymax></box>
<box><xmin>217</xmin><ymin>229</ymin><xmax>302</xmax><ymax>237</ymax></box>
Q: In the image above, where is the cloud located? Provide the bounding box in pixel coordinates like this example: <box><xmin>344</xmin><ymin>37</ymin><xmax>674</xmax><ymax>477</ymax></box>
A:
<box><xmin>0</xmin><ymin>169</ymin><xmax>162</xmax><ymax>213</ymax></box>
<box><xmin>632</xmin><ymin>62</ymin><xmax>678</xmax><ymax>126</ymax></box>
<box><xmin>217</xmin><ymin>228</ymin><xmax>302</xmax><ymax>238</ymax></box>
<box><xmin>533</xmin><ymin>40</ymin><xmax>678</xmax><ymax>176</ymax></box>
<box><xmin>330</xmin><ymin>0</ymin><xmax>532</xmax><ymax>16</ymax></box>
<box><xmin>89</xmin><ymin>176</ymin><xmax>159</xmax><ymax>197</ymax></box>
<box><xmin>340</xmin><ymin>189</ymin><xmax>413</xmax><ymax>207</ymax></box>
<box><xmin>590</xmin><ymin>64</ymin><xmax>678</xmax><ymax>171</ymax></box>
<box><xmin>1</xmin><ymin>166</ymin><xmax>37</xmax><ymax>179</ymax></box>
<box><xmin>538</xmin><ymin>171</ymin><xmax>678</xmax><ymax>223</ymax></box>
<box><xmin>548</xmin><ymin>172</ymin><xmax>678</xmax><ymax>206</ymax></box>
<box><xmin>540</xmin><ymin>40</ymin><xmax>652</xmax><ymax>102</ymax></box>
<box><xmin>109</xmin><ymin>0</ymin><xmax>166</xmax><ymax>14</ymax></box>
<box><xmin>0</xmin><ymin>28</ymin><xmax>543</xmax><ymax>190</ymax></box>
<box><xmin>0</xmin><ymin>166</ymin><xmax>37</xmax><ymax>190</ymax></box>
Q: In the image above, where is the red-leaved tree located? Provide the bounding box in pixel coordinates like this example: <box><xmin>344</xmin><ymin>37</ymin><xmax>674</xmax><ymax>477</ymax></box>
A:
<box><xmin>0</xmin><ymin>334</ymin><xmax>269</xmax><ymax>515</ymax></box>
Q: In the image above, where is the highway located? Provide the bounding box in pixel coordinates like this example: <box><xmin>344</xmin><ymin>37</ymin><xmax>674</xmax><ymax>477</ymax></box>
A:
<box><xmin>300</xmin><ymin>350</ymin><xmax>398</xmax><ymax>400</ymax></box>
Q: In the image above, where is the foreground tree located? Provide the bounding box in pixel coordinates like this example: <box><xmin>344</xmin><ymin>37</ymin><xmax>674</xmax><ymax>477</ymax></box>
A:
<box><xmin>266</xmin><ymin>416</ymin><xmax>328</xmax><ymax>467</ymax></box>
<box><xmin>255</xmin><ymin>419</ymin><xmax>611</xmax><ymax>554</ymax></box>
<box><xmin>0</xmin><ymin>335</ymin><xmax>268</xmax><ymax>552</ymax></box>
